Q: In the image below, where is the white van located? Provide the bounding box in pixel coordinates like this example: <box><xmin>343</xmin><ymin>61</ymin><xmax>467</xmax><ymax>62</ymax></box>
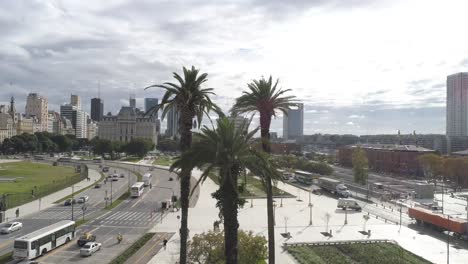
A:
<box><xmin>337</xmin><ymin>198</ymin><xmax>361</xmax><ymax>211</ymax></box>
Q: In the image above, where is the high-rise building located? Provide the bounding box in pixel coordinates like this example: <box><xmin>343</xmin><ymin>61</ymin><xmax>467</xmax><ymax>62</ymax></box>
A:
<box><xmin>447</xmin><ymin>72</ymin><xmax>468</xmax><ymax>136</ymax></box>
<box><xmin>87</xmin><ymin>118</ymin><xmax>98</xmax><ymax>139</ymax></box>
<box><xmin>60</xmin><ymin>104</ymin><xmax>88</xmax><ymax>138</ymax></box>
<box><xmin>283</xmin><ymin>103</ymin><xmax>304</xmax><ymax>140</ymax></box>
<box><xmin>71</xmin><ymin>94</ymin><xmax>81</xmax><ymax>110</ymax></box>
<box><xmin>144</xmin><ymin>98</ymin><xmax>158</xmax><ymax>117</ymax></box>
<box><xmin>91</xmin><ymin>98</ymin><xmax>104</xmax><ymax>122</ymax></box>
<box><xmin>25</xmin><ymin>93</ymin><xmax>48</xmax><ymax>132</ymax></box>
<box><xmin>217</xmin><ymin>115</ymin><xmax>249</xmax><ymax>133</ymax></box>
<box><xmin>129</xmin><ymin>96</ymin><xmax>136</xmax><ymax>109</ymax></box>
<box><xmin>166</xmin><ymin>106</ymin><xmax>179</xmax><ymax>138</ymax></box>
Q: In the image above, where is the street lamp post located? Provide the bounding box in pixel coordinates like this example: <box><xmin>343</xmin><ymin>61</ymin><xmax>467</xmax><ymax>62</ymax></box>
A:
<box><xmin>308</xmin><ymin>188</ymin><xmax>313</xmax><ymax>225</ymax></box>
<box><xmin>344</xmin><ymin>206</ymin><xmax>348</xmax><ymax>225</ymax></box>
<box><xmin>110</xmin><ymin>179</ymin><xmax>113</xmax><ymax>206</ymax></box>
<box><xmin>280</xmin><ymin>191</ymin><xmax>283</xmax><ymax>207</ymax></box>
<box><xmin>71</xmin><ymin>184</ymin><xmax>75</xmax><ymax>221</ymax></box>
<box><xmin>447</xmin><ymin>214</ymin><xmax>450</xmax><ymax>264</ymax></box>
<box><xmin>273</xmin><ymin>201</ymin><xmax>277</xmax><ymax>226</ymax></box>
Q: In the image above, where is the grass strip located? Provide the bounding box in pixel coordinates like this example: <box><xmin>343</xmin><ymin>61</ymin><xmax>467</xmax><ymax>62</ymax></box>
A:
<box><xmin>110</xmin><ymin>233</ymin><xmax>156</xmax><ymax>264</ymax></box>
<box><xmin>0</xmin><ymin>252</ymin><xmax>12</xmax><ymax>264</ymax></box>
<box><xmin>106</xmin><ymin>191</ymin><xmax>130</xmax><ymax>211</ymax></box>
<box><xmin>75</xmin><ymin>218</ymin><xmax>90</xmax><ymax>227</ymax></box>
<box><xmin>54</xmin><ymin>172</ymin><xmax>105</xmax><ymax>204</ymax></box>
<box><xmin>152</xmin><ymin>156</ymin><xmax>174</xmax><ymax>166</ymax></box>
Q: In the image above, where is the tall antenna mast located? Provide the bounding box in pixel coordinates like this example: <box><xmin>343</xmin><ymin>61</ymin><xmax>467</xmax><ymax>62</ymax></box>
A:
<box><xmin>98</xmin><ymin>81</ymin><xmax>101</xmax><ymax>98</ymax></box>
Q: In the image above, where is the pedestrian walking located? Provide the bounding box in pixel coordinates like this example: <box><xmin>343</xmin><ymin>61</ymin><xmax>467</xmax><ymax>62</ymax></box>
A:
<box><xmin>15</xmin><ymin>208</ymin><xmax>19</xmax><ymax>218</ymax></box>
<box><xmin>163</xmin><ymin>239</ymin><xmax>168</xmax><ymax>250</ymax></box>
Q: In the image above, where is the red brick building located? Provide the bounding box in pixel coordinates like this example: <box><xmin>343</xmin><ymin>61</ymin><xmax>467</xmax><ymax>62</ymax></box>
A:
<box><xmin>338</xmin><ymin>144</ymin><xmax>435</xmax><ymax>177</ymax></box>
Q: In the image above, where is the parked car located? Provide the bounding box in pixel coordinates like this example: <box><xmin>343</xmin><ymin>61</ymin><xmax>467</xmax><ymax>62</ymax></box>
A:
<box><xmin>77</xmin><ymin>196</ymin><xmax>89</xmax><ymax>203</ymax></box>
<box><xmin>80</xmin><ymin>242</ymin><xmax>101</xmax><ymax>257</ymax></box>
<box><xmin>1</xmin><ymin>222</ymin><xmax>23</xmax><ymax>234</ymax></box>
<box><xmin>94</xmin><ymin>183</ymin><xmax>102</xmax><ymax>189</ymax></box>
<box><xmin>112</xmin><ymin>174</ymin><xmax>119</xmax><ymax>178</ymax></box>
<box><xmin>120</xmin><ymin>173</ymin><xmax>125</xmax><ymax>178</ymax></box>
<box><xmin>77</xmin><ymin>232</ymin><xmax>96</xmax><ymax>247</ymax></box>
<box><xmin>64</xmin><ymin>198</ymin><xmax>77</xmax><ymax>206</ymax></box>
<box><xmin>337</xmin><ymin>198</ymin><xmax>361</xmax><ymax>211</ymax></box>
<box><xmin>112</xmin><ymin>178</ymin><xmax>118</xmax><ymax>182</ymax></box>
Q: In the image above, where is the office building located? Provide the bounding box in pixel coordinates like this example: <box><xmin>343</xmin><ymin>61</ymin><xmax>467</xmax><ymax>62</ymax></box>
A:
<box><xmin>144</xmin><ymin>98</ymin><xmax>158</xmax><ymax>117</ymax></box>
<box><xmin>47</xmin><ymin>111</ymin><xmax>62</xmax><ymax>134</ymax></box>
<box><xmin>87</xmin><ymin>119</ymin><xmax>98</xmax><ymax>139</ymax></box>
<box><xmin>447</xmin><ymin>72</ymin><xmax>468</xmax><ymax>136</ymax></box>
<box><xmin>98</xmin><ymin>105</ymin><xmax>158</xmax><ymax>145</ymax></box>
<box><xmin>70</xmin><ymin>94</ymin><xmax>81</xmax><ymax>110</ymax></box>
<box><xmin>91</xmin><ymin>98</ymin><xmax>104</xmax><ymax>122</ymax></box>
<box><xmin>283</xmin><ymin>103</ymin><xmax>304</xmax><ymax>140</ymax></box>
<box><xmin>25</xmin><ymin>93</ymin><xmax>48</xmax><ymax>132</ymax></box>
<box><xmin>166</xmin><ymin>106</ymin><xmax>179</xmax><ymax>138</ymax></box>
<box><xmin>60</xmin><ymin>103</ymin><xmax>88</xmax><ymax>139</ymax></box>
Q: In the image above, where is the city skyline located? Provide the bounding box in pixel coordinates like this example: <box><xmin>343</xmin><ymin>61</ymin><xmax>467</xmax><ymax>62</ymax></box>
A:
<box><xmin>2</xmin><ymin>1</ymin><xmax>468</xmax><ymax>135</ymax></box>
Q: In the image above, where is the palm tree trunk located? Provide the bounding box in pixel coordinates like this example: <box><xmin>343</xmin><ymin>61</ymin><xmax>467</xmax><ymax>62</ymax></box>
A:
<box><xmin>179</xmin><ymin>111</ymin><xmax>193</xmax><ymax>264</ymax></box>
<box><xmin>260</xmin><ymin>127</ymin><xmax>275</xmax><ymax>264</ymax></box>
<box><xmin>223</xmin><ymin>168</ymin><xmax>239</xmax><ymax>264</ymax></box>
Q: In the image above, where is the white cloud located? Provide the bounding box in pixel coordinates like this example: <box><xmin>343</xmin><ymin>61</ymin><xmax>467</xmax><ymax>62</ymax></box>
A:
<box><xmin>348</xmin><ymin>114</ymin><xmax>365</xmax><ymax>119</ymax></box>
<box><xmin>0</xmin><ymin>0</ymin><xmax>459</xmax><ymax>135</ymax></box>
<box><xmin>346</xmin><ymin>121</ymin><xmax>355</xmax><ymax>125</ymax></box>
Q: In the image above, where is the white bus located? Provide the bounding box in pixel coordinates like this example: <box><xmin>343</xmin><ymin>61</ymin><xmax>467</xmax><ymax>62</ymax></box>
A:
<box><xmin>142</xmin><ymin>173</ymin><xmax>153</xmax><ymax>186</ymax></box>
<box><xmin>294</xmin><ymin>170</ymin><xmax>315</xmax><ymax>185</ymax></box>
<box><xmin>131</xmin><ymin>182</ymin><xmax>145</xmax><ymax>197</ymax></box>
<box><xmin>13</xmin><ymin>220</ymin><xmax>75</xmax><ymax>260</ymax></box>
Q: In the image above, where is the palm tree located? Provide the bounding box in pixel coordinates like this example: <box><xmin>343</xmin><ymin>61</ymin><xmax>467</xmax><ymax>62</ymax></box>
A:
<box><xmin>171</xmin><ymin>117</ymin><xmax>279</xmax><ymax>264</ymax></box>
<box><xmin>231</xmin><ymin>76</ymin><xmax>297</xmax><ymax>264</ymax></box>
<box><xmin>145</xmin><ymin>66</ymin><xmax>220</xmax><ymax>264</ymax></box>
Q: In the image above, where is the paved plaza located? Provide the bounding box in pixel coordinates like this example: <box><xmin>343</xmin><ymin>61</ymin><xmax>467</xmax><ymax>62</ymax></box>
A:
<box><xmin>149</xmin><ymin>169</ymin><xmax>468</xmax><ymax>264</ymax></box>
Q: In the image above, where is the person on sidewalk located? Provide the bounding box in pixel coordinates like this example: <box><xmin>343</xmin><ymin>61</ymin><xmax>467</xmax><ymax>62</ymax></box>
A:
<box><xmin>163</xmin><ymin>238</ymin><xmax>168</xmax><ymax>250</ymax></box>
<box><xmin>15</xmin><ymin>208</ymin><xmax>19</xmax><ymax>218</ymax></box>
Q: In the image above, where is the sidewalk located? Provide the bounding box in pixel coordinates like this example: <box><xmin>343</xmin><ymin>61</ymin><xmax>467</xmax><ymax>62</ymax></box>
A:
<box><xmin>3</xmin><ymin>168</ymin><xmax>101</xmax><ymax>222</ymax></box>
<box><xmin>148</xmin><ymin>170</ymin><xmax>468</xmax><ymax>264</ymax></box>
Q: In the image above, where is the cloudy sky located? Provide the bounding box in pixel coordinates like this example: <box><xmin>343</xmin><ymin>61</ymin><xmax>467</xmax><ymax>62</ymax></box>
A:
<box><xmin>1</xmin><ymin>0</ymin><xmax>467</xmax><ymax>136</ymax></box>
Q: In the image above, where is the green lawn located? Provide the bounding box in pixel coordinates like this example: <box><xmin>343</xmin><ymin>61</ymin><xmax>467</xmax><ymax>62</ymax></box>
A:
<box><xmin>0</xmin><ymin>161</ymin><xmax>80</xmax><ymax>194</ymax></box>
<box><xmin>286</xmin><ymin>243</ymin><xmax>431</xmax><ymax>264</ymax></box>
<box><xmin>0</xmin><ymin>161</ymin><xmax>82</xmax><ymax>208</ymax></box>
<box><xmin>121</xmin><ymin>156</ymin><xmax>142</xmax><ymax>162</ymax></box>
<box><xmin>208</xmin><ymin>172</ymin><xmax>292</xmax><ymax>198</ymax></box>
<box><xmin>152</xmin><ymin>156</ymin><xmax>175</xmax><ymax>166</ymax></box>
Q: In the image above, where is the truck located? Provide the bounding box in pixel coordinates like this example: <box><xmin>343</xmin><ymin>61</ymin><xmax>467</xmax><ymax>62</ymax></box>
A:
<box><xmin>317</xmin><ymin>177</ymin><xmax>350</xmax><ymax>197</ymax></box>
<box><xmin>408</xmin><ymin>207</ymin><xmax>468</xmax><ymax>240</ymax></box>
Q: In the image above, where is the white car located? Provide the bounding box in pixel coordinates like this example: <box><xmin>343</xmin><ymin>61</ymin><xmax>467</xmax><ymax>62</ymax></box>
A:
<box><xmin>77</xmin><ymin>196</ymin><xmax>89</xmax><ymax>203</ymax></box>
<box><xmin>80</xmin><ymin>242</ymin><xmax>101</xmax><ymax>257</ymax></box>
<box><xmin>1</xmin><ymin>222</ymin><xmax>22</xmax><ymax>234</ymax></box>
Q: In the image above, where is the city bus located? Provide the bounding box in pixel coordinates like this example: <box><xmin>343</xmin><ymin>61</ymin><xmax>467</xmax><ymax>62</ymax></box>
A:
<box><xmin>142</xmin><ymin>173</ymin><xmax>153</xmax><ymax>186</ymax></box>
<box><xmin>13</xmin><ymin>220</ymin><xmax>75</xmax><ymax>260</ymax></box>
<box><xmin>131</xmin><ymin>182</ymin><xmax>145</xmax><ymax>197</ymax></box>
<box><xmin>294</xmin><ymin>170</ymin><xmax>315</xmax><ymax>185</ymax></box>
